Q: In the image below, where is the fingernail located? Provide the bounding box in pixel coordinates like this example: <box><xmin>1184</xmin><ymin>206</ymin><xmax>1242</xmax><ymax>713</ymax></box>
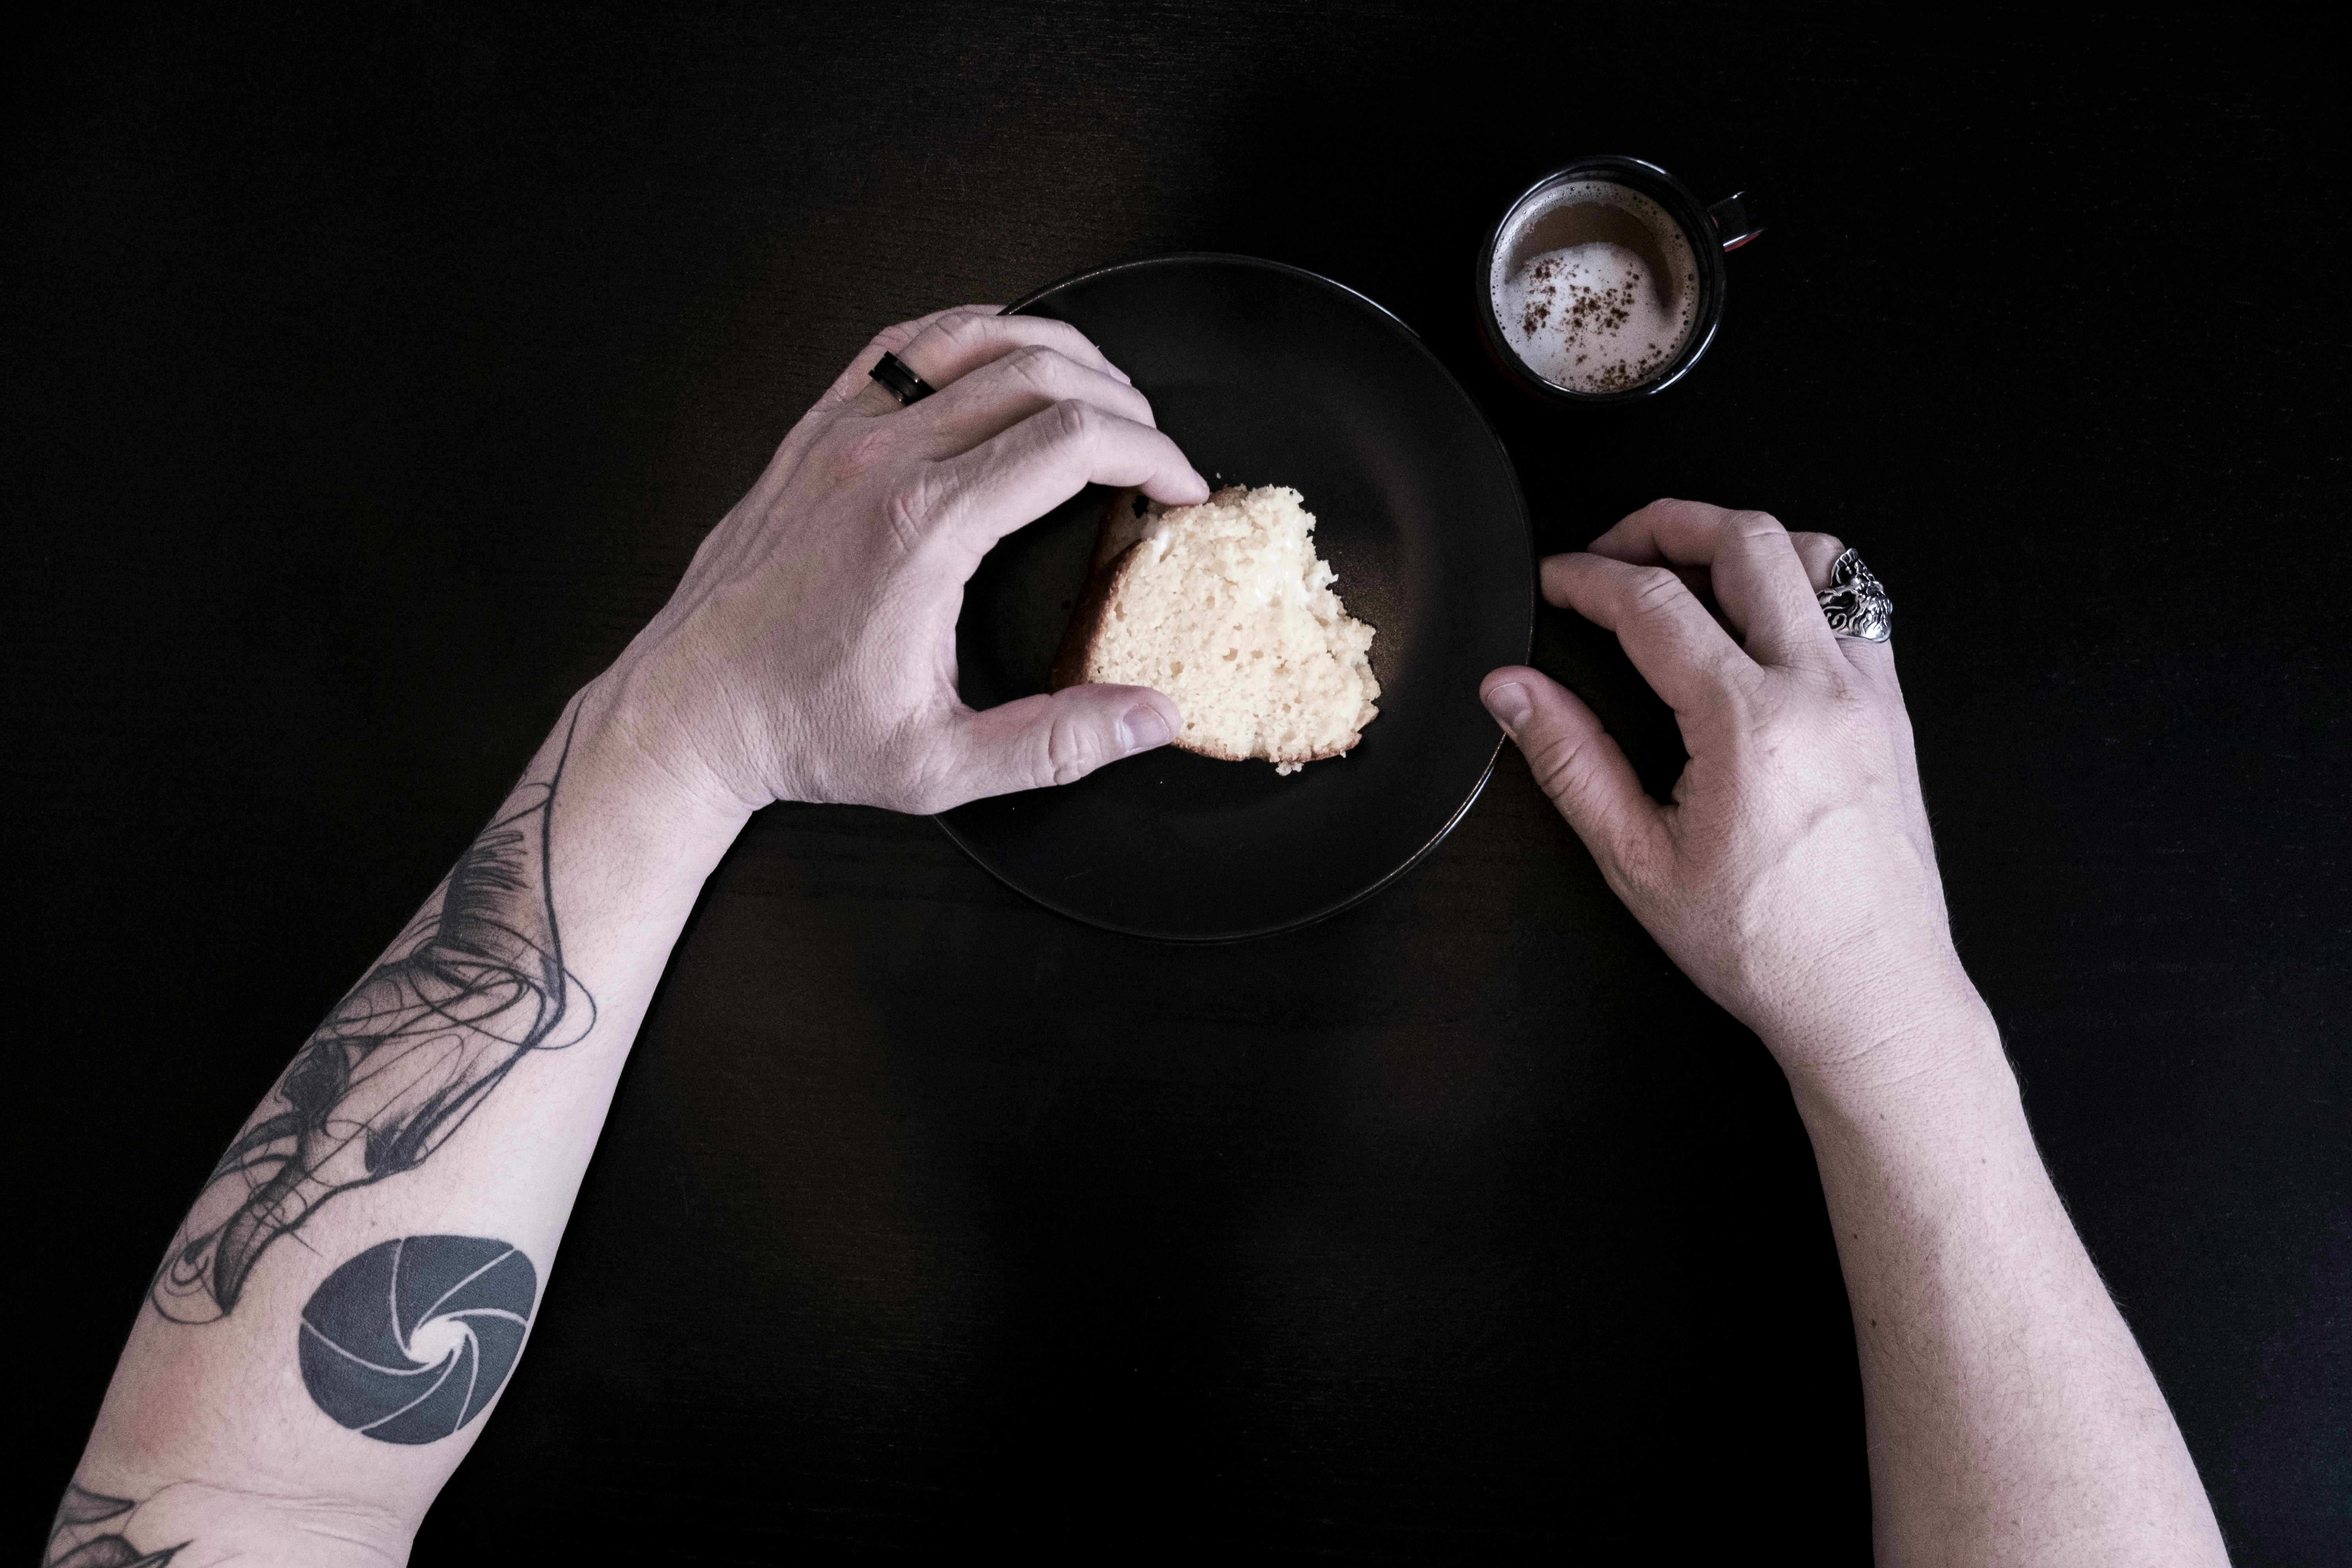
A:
<box><xmin>1119</xmin><ymin>703</ymin><xmax>1176</xmax><ymax>754</ymax></box>
<box><xmin>1483</xmin><ymin>681</ymin><xmax>1532</xmax><ymax>735</ymax></box>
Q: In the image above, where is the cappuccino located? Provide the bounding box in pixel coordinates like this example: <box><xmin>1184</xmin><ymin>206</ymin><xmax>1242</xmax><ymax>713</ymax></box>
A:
<box><xmin>1491</xmin><ymin>181</ymin><xmax>1700</xmax><ymax>395</ymax></box>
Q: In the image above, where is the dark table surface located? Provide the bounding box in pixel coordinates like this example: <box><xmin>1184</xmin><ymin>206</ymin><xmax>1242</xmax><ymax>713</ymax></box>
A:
<box><xmin>10</xmin><ymin>5</ymin><xmax>2346</xmax><ymax>1562</ymax></box>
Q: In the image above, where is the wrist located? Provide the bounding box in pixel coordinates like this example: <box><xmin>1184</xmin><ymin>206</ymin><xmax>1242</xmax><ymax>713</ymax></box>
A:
<box><xmin>525</xmin><ymin>678</ymin><xmax>755</xmax><ymax>942</ymax></box>
<box><xmin>499</xmin><ymin>681</ymin><xmax>750</xmax><ymax>1009</ymax></box>
<box><xmin>1772</xmin><ymin>978</ymin><xmax>2013</xmax><ymax>1135</ymax></box>
<box><xmin>568</xmin><ymin>666</ymin><xmax>760</xmax><ymax>841</ymax></box>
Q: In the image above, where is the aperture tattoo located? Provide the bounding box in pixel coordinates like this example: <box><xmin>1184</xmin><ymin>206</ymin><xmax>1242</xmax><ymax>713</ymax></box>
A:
<box><xmin>151</xmin><ymin>713</ymin><xmax>594</xmax><ymax>1322</ymax></box>
<box><xmin>299</xmin><ymin>1234</ymin><xmax>538</xmax><ymax>1443</ymax></box>
<box><xmin>46</xmin><ymin>1484</ymin><xmax>186</xmax><ymax>1568</ymax></box>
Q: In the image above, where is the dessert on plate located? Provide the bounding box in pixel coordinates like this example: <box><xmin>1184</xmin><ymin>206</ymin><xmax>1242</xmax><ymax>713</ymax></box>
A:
<box><xmin>1051</xmin><ymin>484</ymin><xmax>1379</xmax><ymax>775</ymax></box>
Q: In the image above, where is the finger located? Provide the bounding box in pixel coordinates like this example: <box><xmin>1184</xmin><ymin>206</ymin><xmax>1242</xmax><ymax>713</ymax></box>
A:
<box><xmin>1588</xmin><ymin>499</ymin><xmax>1839</xmax><ymax>671</ymax></box>
<box><xmin>1541</xmin><ymin>552</ymin><xmax>1757</xmax><ymax>720</ymax></box>
<box><xmin>922</xmin><ymin>684</ymin><xmax>1181</xmax><ymax>808</ymax></box>
<box><xmin>901</xmin><ymin>343</ymin><xmax>1158</xmax><ymax>456</ymax></box>
<box><xmin>1481</xmin><ymin>666</ymin><xmax>1666</xmax><ymax>884</ymax></box>
<box><xmin>1789</xmin><ymin>531</ymin><xmax>1924</xmax><ymax>860</ymax></box>
<box><xmin>1789</xmin><ymin>530</ymin><xmax>1846</xmax><ymax>589</ymax></box>
<box><xmin>895</xmin><ymin>309</ymin><xmax>1131</xmax><ymax>396</ymax></box>
<box><xmin>820</xmin><ymin>306</ymin><xmax>976</xmax><ymax>412</ymax></box>
<box><xmin>739</xmin><ymin>307</ymin><xmax>973</xmax><ymax>506</ymax></box>
<box><xmin>914</xmin><ymin>399</ymin><xmax>1209</xmax><ymax>555</ymax></box>
<box><xmin>1789</xmin><ymin>528</ymin><xmax>1907</xmax><ymax>695</ymax></box>
<box><xmin>1870</xmin><ymin>656</ymin><xmax>1944</xmax><ymax>909</ymax></box>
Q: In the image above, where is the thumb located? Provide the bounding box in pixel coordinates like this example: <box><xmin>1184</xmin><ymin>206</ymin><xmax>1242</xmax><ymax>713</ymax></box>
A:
<box><xmin>1481</xmin><ymin>666</ymin><xmax>1664</xmax><ymax>874</ymax></box>
<box><xmin>928</xmin><ymin>684</ymin><xmax>1180</xmax><ymax>808</ymax></box>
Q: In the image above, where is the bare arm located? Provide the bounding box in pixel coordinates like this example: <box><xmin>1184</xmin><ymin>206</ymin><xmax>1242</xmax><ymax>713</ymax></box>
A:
<box><xmin>1481</xmin><ymin>501</ymin><xmax>2228</xmax><ymax>1565</ymax></box>
<box><xmin>51</xmin><ymin>307</ymin><xmax>1207</xmax><ymax>1566</ymax></box>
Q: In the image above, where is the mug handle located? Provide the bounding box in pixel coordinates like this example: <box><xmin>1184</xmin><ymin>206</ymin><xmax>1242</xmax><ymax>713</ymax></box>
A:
<box><xmin>1709</xmin><ymin>191</ymin><xmax>1764</xmax><ymax>251</ymax></box>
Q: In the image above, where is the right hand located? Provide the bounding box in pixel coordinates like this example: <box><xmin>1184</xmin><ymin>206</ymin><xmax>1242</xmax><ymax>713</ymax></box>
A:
<box><xmin>1480</xmin><ymin>500</ymin><xmax>1988</xmax><ymax>1096</ymax></box>
<box><xmin>593</xmin><ymin>306</ymin><xmax>1209</xmax><ymax>820</ymax></box>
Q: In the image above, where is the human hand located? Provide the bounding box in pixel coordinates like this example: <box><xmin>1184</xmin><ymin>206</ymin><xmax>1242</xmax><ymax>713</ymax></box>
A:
<box><xmin>594</xmin><ymin>306</ymin><xmax>1209</xmax><ymax>818</ymax></box>
<box><xmin>1480</xmin><ymin>501</ymin><xmax>1985</xmax><ymax>1095</ymax></box>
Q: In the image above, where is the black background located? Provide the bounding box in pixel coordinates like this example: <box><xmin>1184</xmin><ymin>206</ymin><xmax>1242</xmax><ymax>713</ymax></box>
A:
<box><xmin>8</xmin><ymin>4</ymin><xmax>2345</xmax><ymax>1562</ymax></box>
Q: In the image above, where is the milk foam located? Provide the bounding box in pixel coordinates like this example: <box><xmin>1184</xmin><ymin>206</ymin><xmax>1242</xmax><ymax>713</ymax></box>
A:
<box><xmin>1492</xmin><ymin>181</ymin><xmax>1700</xmax><ymax>394</ymax></box>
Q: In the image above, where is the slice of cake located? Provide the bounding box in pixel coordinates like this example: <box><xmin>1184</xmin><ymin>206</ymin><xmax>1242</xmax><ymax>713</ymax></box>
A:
<box><xmin>1050</xmin><ymin>484</ymin><xmax>1379</xmax><ymax>774</ymax></box>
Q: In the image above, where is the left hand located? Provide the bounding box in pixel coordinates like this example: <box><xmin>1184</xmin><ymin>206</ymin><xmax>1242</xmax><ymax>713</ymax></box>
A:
<box><xmin>1479</xmin><ymin>500</ymin><xmax>1967</xmax><ymax>1094</ymax></box>
<box><xmin>592</xmin><ymin>305</ymin><xmax>1210</xmax><ymax>818</ymax></box>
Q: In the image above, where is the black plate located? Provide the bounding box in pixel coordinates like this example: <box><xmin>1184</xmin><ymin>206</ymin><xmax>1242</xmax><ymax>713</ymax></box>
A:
<box><xmin>940</xmin><ymin>254</ymin><xmax>1532</xmax><ymax>942</ymax></box>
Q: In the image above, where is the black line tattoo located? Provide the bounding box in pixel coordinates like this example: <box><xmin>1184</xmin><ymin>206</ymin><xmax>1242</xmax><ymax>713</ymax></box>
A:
<box><xmin>151</xmin><ymin>713</ymin><xmax>594</xmax><ymax>1323</ymax></box>
<box><xmin>299</xmin><ymin>1234</ymin><xmax>539</xmax><ymax>1444</ymax></box>
<box><xmin>46</xmin><ymin>1483</ymin><xmax>187</xmax><ymax>1568</ymax></box>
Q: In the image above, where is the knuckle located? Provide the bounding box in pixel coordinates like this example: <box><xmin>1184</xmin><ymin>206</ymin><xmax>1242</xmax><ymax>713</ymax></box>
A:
<box><xmin>1819</xmin><ymin>664</ymin><xmax>1868</xmax><ymax>707</ymax></box>
<box><xmin>1725</xmin><ymin>659</ymin><xmax>1775</xmax><ymax>713</ymax></box>
<box><xmin>1626</xmin><ymin>566</ymin><xmax>1686</xmax><ymax>615</ymax></box>
<box><xmin>1726</xmin><ymin>507</ymin><xmax>1787</xmax><ymax>541</ymax></box>
<box><xmin>1831</xmin><ymin>661</ymin><xmax>1903</xmax><ymax>727</ymax></box>
<box><xmin>1049</xmin><ymin>397</ymin><xmax>1099</xmax><ymax>444</ymax></box>
<box><xmin>1009</xmin><ymin>342</ymin><xmax>1066</xmax><ymax>390</ymax></box>
<box><xmin>1524</xmin><ymin>731</ymin><xmax>1592</xmax><ymax>802</ymax></box>
<box><xmin>938</xmin><ymin>309</ymin><xmax>994</xmax><ymax>349</ymax></box>
<box><xmin>838</xmin><ymin>420</ymin><xmax>898</xmax><ymax>472</ymax></box>
<box><xmin>882</xmin><ymin>468</ymin><xmax>942</xmax><ymax>549</ymax></box>
<box><xmin>1042</xmin><ymin>704</ymin><xmax>1110</xmax><ymax>786</ymax></box>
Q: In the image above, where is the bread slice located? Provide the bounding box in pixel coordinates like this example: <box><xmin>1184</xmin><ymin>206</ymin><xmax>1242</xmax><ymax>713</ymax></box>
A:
<box><xmin>1050</xmin><ymin>485</ymin><xmax>1379</xmax><ymax>774</ymax></box>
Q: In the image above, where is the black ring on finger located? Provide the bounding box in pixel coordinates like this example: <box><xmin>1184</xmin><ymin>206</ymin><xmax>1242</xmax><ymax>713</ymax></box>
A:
<box><xmin>869</xmin><ymin>350</ymin><xmax>936</xmax><ymax>406</ymax></box>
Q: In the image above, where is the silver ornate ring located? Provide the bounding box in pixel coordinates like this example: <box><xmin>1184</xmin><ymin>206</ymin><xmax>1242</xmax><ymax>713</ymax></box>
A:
<box><xmin>1818</xmin><ymin>548</ymin><xmax>1892</xmax><ymax>642</ymax></box>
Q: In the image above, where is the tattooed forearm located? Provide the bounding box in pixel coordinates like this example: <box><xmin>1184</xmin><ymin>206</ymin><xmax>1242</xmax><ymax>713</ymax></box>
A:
<box><xmin>46</xmin><ymin>1483</ymin><xmax>186</xmax><ymax>1568</ymax></box>
<box><xmin>151</xmin><ymin>713</ymin><xmax>595</xmax><ymax>1323</ymax></box>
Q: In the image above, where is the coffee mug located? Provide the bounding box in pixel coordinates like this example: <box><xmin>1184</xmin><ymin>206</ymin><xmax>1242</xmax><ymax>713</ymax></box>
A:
<box><xmin>1475</xmin><ymin>155</ymin><xmax>1762</xmax><ymax>405</ymax></box>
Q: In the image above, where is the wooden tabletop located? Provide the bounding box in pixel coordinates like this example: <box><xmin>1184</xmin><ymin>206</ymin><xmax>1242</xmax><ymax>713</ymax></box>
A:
<box><xmin>12</xmin><ymin>5</ymin><xmax>2345</xmax><ymax>1561</ymax></box>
